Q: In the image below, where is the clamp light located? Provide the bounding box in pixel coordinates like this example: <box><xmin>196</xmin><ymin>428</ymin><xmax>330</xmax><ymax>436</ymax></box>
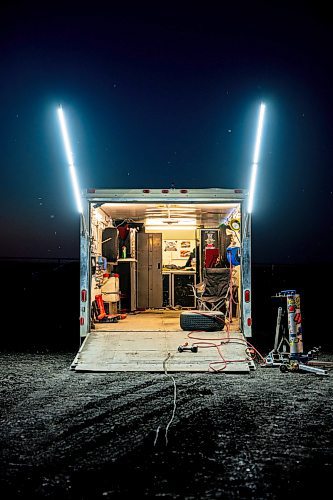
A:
<box><xmin>247</xmin><ymin>102</ymin><xmax>266</xmax><ymax>214</ymax></box>
<box><xmin>57</xmin><ymin>106</ymin><xmax>83</xmax><ymax>214</ymax></box>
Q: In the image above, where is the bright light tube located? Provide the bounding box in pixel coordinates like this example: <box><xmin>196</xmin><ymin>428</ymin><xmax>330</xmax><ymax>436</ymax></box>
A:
<box><xmin>247</xmin><ymin>163</ymin><xmax>258</xmax><ymax>215</ymax></box>
<box><xmin>57</xmin><ymin>106</ymin><xmax>83</xmax><ymax>214</ymax></box>
<box><xmin>253</xmin><ymin>103</ymin><xmax>266</xmax><ymax>164</ymax></box>
<box><xmin>247</xmin><ymin>102</ymin><xmax>266</xmax><ymax>214</ymax></box>
<box><xmin>145</xmin><ymin>225</ymin><xmax>197</xmax><ymax>231</ymax></box>
<box><xmin>145</xmin><ymin>218</ymin><xmax>196</xmax><ymax>226</ymax></box>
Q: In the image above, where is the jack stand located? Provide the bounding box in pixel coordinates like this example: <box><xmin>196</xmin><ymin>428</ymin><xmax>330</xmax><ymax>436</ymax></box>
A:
<box><xmin>265</xmin><ymin>351</ymin><xmax>289</xmax><ymax>367</ymax></box>
<box><xmin>264</xmin><ymin>306</ymin><xmax>290</xmax><ymax>367</ymax></box>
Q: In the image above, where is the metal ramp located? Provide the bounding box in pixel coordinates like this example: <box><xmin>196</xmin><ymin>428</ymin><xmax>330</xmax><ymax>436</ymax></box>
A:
<box><xmin>71</xmin><ymin>329</ymin><xmax>252</xmax><ymax>373</ymax></box>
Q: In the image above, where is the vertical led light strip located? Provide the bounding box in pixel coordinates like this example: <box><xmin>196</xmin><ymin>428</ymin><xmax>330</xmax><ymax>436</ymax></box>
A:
<box><xmin>247</xmin><ymin>103</ymin><xmax>266</xmax><ymax>214</ymax></box>
<box><xmin>57</xmin><ymin>106</ymin><xmax>83</xmax><ymax>214</ymax></box>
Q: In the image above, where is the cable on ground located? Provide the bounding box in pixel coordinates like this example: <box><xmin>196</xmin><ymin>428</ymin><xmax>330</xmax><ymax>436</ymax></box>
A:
<box><xmin>185</xmin><ymin>259</ymin><xmax>267</xmax><ymax>371</ymax></box>
<box><xmin>154</xmin><ymin>352</ymin><xmax>177</xmax><ymax>447</ymax></box>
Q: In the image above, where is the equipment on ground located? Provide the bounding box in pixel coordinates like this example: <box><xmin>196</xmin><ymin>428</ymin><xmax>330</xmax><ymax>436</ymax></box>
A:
<box><xmin>178</xmin><ymin>343</ymin><xmax>198</xmax><ymax>353</ymax></box>
<box><xmin>264</xmin><ymin>290</ymin><xmax>329</xmax><ymax>376</ymax></box>
<box><xmin>280</xmin><ymin>360</ymin><xmax>328</xmax><ymax>376</ymax></box>
<box><xmin>265</xmin><ymin>306</ymin><xmax>290</xmax><ymax>367</ymax></box>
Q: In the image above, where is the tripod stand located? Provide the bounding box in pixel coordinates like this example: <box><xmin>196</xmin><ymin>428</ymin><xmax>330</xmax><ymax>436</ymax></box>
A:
<box><xmin>264</xmin><ymin>291</ymin><xmax>328</xmax><ymax>375</ymax></box>
<box><xmin>265</xmin><ymin>306</ymin><xmax>290</xmax><ymax>366</ymax></box>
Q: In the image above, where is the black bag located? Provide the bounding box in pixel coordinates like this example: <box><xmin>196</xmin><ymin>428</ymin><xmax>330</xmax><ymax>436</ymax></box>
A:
<box><xmin>102</xmin><ymin>227</ymin><xmax>119</xmax><ymax>262</ymax></box>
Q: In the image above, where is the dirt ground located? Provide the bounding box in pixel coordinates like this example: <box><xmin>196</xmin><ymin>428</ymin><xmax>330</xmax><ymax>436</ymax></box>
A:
<box><xmin>1</xmin><ymin>349</ymin><xmax>333</xmax><ymax>499</ymax></box>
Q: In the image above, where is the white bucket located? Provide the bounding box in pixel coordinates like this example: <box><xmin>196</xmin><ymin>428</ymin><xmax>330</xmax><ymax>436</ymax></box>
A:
<box><xmin>102</xmin><ymin>276</ymin><xmax>119</xmax><ymax>302</ymax></box>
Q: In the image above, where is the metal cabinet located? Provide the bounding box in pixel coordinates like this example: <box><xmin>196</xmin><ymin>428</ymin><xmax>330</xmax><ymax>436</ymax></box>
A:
<box><xmin>163</xmin><ymin>273</ymin><xmax>171</xmax><ymax>307</ymax></box>
<box><xmin>137</xmin><ymin>233</ymin><xmax>163</xmax><ymax>309</ymax></box>
<box><xmin>117</xmin><ymin>258</ymin><xmax>137</xmax><ymax>312</ymax></box>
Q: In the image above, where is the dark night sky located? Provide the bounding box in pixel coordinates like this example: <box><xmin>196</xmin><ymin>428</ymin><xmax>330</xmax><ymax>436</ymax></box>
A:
<box><xmin>1</xmin><ymin>2</ymin><xmax>332</xmax><ymax>264</ymax></box>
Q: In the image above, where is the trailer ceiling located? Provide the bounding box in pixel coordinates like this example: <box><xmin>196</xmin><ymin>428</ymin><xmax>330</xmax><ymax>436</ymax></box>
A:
<box><xmin>96</xmin><ymin>202</ymin><xmax>239</xmax><ymax>227</ymax></box>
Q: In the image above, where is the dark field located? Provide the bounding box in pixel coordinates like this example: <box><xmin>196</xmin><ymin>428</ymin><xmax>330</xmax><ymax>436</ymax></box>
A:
<box><xmin>1</xmin><ymin>258</ymin><xmax>332</xmax><ymax>353</ymax></box>
<box><xmin>0</xmin><ymin>259</ymin><xmax>332</xmax><ymax>499</ymax></box>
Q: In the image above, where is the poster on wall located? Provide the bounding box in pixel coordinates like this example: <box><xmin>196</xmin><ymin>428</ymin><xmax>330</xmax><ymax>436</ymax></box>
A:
<box><xmin>163</xmin><ymin>240</ymin><xmax>195</xmax><ymax>260</ymax></box>
<box><xmin>180</xmin><ymin>249</ymin><xmax>191</xmax><ymax>258</ymax></box>
<box><xmin>179</xmin><ymin>240</ymin><xmax>191</xmax><ymax>259</ymax></box>
<box><xmin>164</xmin><ymin>240</ymin><xmax>178</xmax><ymax>252</ymax></box>
<box><xmin>180</xmin><ymin>241</ymin><xmax>191</xmax><ymax>249</ymax></box>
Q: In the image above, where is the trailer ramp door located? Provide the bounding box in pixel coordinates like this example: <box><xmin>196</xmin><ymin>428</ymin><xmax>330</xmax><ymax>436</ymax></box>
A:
<box><xmin>71</xmin><ymin>323</ymin><xmax>252</xmax><ymax>373</ymax></box>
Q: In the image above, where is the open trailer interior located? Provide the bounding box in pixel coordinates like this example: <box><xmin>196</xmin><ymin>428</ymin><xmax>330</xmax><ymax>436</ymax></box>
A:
<box><xmin>71</xmin><ymin>188</ymin><xmax>253</xmax><ymax>373</ymax></box>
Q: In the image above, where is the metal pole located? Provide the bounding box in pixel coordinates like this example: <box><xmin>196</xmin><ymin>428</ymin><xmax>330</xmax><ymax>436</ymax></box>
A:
<box><xmin>274</xmin><ymin>306</ymin><xmax>283</xmax><ymax>352</ymax></box>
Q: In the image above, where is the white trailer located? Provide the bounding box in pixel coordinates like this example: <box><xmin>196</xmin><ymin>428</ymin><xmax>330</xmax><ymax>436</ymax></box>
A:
<box><xmin>71</xmin><ymin>187</ymin><xmax>253</xmax><ymax>373</ymax></box>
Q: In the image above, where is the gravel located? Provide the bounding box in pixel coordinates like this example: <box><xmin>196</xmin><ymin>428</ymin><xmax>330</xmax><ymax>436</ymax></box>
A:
<box><xmin>1</xmin><ymin>350</ymin><xmax>333</xmax><ymax>499</ymax></box>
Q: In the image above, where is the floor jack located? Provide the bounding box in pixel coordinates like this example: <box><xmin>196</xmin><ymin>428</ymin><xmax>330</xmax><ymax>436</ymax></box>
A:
<box><xmin>264</xmin><ymin>290</ymin><xmax>329</xmax><ymax>376</ymax></box>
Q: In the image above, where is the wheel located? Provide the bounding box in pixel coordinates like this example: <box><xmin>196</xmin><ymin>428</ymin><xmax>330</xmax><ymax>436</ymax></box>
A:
<box><xmin>280</xmin><ymin>364</ymin><xmax>288</xmax><ymax>373</ymax></box>
<box><xmin>102</xmin><ymin>228</ymin><xmax>119</xmax><ymax>262</ymax></box>
<box><xmin>180</xmin><ymin>310</ymin><xmax>225</xmax><ymax>331</ymax></box>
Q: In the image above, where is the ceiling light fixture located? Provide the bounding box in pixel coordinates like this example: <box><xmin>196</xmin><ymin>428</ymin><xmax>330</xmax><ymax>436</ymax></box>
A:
<box><xmin>145</xmin><ymin>225</ymin><xmax>198</xmax><ymax>231</ymax></box>
<box><xmin>145</xmin><ymin>217</ymin><xmax>197</xmax><ymax>227</ymax></box>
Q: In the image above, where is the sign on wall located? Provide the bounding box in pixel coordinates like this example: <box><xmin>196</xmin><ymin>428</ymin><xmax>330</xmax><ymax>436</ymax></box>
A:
<box><xmin>163</xmin><ymin>240</ymin><xmax>195</xmax><ymax>260</ymax></box>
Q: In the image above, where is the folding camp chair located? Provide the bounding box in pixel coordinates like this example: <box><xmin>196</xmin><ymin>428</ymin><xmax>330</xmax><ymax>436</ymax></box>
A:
<box><xmin>190</xmin><ymin>268</ymin><xmax>230</xmax><ymax>313</ymax></box>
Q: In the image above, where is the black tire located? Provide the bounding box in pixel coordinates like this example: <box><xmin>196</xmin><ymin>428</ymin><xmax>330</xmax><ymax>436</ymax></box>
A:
<box><xmin>180</xmin><ymin>310</ymin><xmax>225</xmax><ymax>331</ymax></box>
<box><xmin>102</xmin><ymin>228</ymin><xmax>119</xmax><ymax>262</ymax></box>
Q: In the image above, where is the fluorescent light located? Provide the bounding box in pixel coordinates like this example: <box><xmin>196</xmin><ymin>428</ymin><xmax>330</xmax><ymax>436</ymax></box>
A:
<box><xmin>57</xmin><ymin>106</ymin><xmax>83</xmax><ymax>214</ymax></box>
<box><xmin>145</xmin><ymin>217</ymin><xmax>197</xmax><ymax>226</ymax></box>
<box><xmin>247</xmin><ymin>102</ymin><xmax>266</xmax><ymax>214</ymax></box>
<box><xmin>145</xmin><ymin>225</ymin><xmax>197</xmax><ymax>231</ymax></box>
<box><xmin>247</xmin><ymin>163</ymin><xmax>258</xmax><ymax>215</ymax></box>
<box><xmin>253</xmin><ymin>103</ymin><xmax>266</xmax><ymax>164</ymax></box>
<box><xmin>145</xmin><ymin>207</ymin><xmax>196</xmax><ymax>212</ymax></box>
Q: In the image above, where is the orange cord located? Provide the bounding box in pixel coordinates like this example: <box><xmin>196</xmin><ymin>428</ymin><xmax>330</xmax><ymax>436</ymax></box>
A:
<box><xmin>185</xmin><ymin>260</ymin><xmax>267</xmax><ymax>371</ymax></box>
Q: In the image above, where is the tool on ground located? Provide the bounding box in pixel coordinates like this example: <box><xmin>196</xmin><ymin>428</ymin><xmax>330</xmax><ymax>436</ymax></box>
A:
<box><xmin>265</xmin><ymin>306</ymin><xmax>290</xmax><ymax>366</ymax></box>
<box><xmin>279</xmin><ymin>360</ymin><xmax>328</xmax><ymax>376</ymax></box>
<box><xmin>178</xmin><ymin>343</ymin><xmax>198</xmax><ymax>353</ymax></box>
<box><xmin>264</xmin><ymin>290</ymin><xmax>329</xmax><ymax>376</ymax></box>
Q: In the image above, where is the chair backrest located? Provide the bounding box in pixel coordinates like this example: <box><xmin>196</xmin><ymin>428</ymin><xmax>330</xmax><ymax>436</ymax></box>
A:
<box><xmin>203</xmin><ymin>268</ymin><xmax>230</xmax><ymax>298</ymax></box>
<box><xmin>195</xmin><ymin>281</ymin><xmax>206</xmax><ymax>294</ymax></box>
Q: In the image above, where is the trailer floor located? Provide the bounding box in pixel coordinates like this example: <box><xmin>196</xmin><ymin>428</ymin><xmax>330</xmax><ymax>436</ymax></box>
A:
<box><xmin>72</xmin><ymin>310</ymin><xmax>250</xmax><ymax>372</ymax></box>
<box><xmin>94</xmin><ymin>309</ymin><xmax>241</xmax><ymax>333</ymax></box>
